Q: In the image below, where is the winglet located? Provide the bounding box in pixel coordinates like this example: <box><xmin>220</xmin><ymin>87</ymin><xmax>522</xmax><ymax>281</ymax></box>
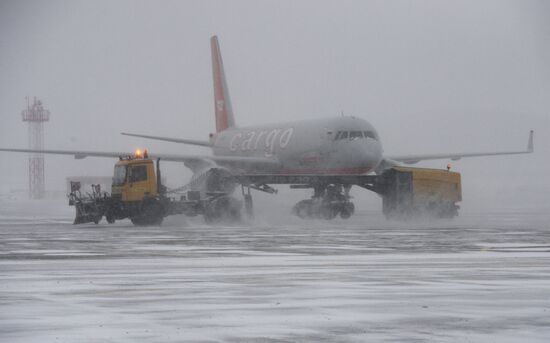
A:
<box><xmin>527</xmin><ymin>130</ymin><xmax>534</xmax><ymax>152</ymax></box>
<box><xmin>211</xmin><ymin>35</ymin><xmax>236</xmax><ymax>133</ymax></box>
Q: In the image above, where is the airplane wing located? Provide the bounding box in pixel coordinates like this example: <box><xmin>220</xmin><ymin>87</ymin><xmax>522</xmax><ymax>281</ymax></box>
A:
<box><xmin>120</xmin><ymin>132</ymin><xmax>212</xmax><ymax>147</ymax></box>
<box><xmin>385</xmin><ymin>130</ymin><xmax>534</xmax><ymax>165</ymax></box>
<box><xmin>0</xmin><ymin>148</ymin><xmax>279</xmax><ymax>172</ymax></box>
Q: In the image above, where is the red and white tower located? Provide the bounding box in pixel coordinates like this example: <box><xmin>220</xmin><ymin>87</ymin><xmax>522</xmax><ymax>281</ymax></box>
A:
<box><xmin>21</xmin><ymin>97</ymin><xmax>50</xmax><ymax>199</ymax></box>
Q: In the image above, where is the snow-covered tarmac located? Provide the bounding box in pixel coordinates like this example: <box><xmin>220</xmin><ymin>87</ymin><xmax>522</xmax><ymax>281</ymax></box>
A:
<box><xmin>1</xmin><ymin>198</ymin><xmax>550</xmax><ymax>342</ymax></box>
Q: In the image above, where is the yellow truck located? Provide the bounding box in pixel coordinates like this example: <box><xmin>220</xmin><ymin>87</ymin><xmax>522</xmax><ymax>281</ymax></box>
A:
<box><xmin>380</xmin><ymin>167</ymin><xmax>461</xmax><ymax>219</ymax></box>
<box><xmin>69</xmin><ymin>152</ymin><xmax>203</xmax><ymax>226</ymax></box>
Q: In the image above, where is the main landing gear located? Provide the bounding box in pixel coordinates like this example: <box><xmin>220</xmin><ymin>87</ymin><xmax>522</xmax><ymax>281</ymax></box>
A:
<box><xmin>292</xmin><ymin>184</ymin><xmax>355</xmax><ymax>220</ymax></box>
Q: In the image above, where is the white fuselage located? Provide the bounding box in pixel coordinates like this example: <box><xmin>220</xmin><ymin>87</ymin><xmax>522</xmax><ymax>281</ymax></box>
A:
<box><xmin>212</xmin><ymin>116</ymin><xmax>383</xmax><ymax>174</ymax></box>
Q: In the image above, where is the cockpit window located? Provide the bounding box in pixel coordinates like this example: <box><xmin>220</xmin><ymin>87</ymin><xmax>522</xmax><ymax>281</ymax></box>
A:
<box><xmin>349</xmin><ymin>131</ymin><xmax>363</xmax><ymax>140</ymax></box>
<box><xmin>335</xmin><ymin>130</ymin><xmax>378</xmax><ymax>141</ymax></box>
<box><xmin>364</xmin><ymin>131</ymin><xmax>378</xmax><ymax>140</ymax></box>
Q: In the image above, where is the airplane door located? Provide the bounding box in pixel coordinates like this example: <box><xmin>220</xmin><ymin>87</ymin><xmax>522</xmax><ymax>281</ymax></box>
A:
<box><xmin>320</xmin><ymin>129</ymin><xmax>336</xmax><ymax>160</ymax></box>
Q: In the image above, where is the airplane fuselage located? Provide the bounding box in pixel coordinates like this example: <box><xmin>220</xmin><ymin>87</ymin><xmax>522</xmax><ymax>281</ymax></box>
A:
<box><xmin>212</xmin><ymin>116</ymin><xmax>383</xmax><ymax>174</ymax></box>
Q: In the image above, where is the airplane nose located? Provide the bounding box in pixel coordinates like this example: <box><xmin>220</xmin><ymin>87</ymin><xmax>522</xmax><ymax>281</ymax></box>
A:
<box><xmin>349</xmin><ymin>139</ymin><xmax>383</xmax><ymax>172</ymax></box>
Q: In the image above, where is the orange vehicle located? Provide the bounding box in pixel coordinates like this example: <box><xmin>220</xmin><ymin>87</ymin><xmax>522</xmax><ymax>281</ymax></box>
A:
<box><xmin>69</xmin><ymin>151</ymin><xmax>203</xmax><ymax>226</ymax></box>
<box><xmin>381</xmin><ymin>167</ymin><xmax>461</xmax><ymax>219</ymax></box>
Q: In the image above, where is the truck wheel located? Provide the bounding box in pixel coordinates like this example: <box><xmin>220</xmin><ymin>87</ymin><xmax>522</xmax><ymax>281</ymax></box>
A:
<box><xmin>131</xmin><ymin>200</ymin><xmax>164</xmax><ymax>226</ymax></box>
<box><xmin>106</xmin><ymin>214</ymin><xmax>115</xmax><ymax>224</ymax></box>
<box><xmin>438</xmin><ymin>203</ymin><xmax>459</xmax><ymax>219</ymax></box>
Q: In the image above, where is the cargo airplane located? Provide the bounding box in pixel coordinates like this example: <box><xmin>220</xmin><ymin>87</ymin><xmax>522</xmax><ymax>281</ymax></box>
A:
<box><xmin>0</xmin><ymin>36</ymin><xmax>534</xmax><ymax>221</ymax></box>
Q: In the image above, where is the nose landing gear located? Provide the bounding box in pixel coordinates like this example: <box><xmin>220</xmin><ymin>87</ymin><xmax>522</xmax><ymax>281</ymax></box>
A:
<box><xmin>292</xmin><ymin>184</ymin><xmax>355</xmax><ymax>220</ymax></box>
<box><xmin>242</xmin><ymin>185</ymin><xmax>254</xmax><ymax>219</ymax></box>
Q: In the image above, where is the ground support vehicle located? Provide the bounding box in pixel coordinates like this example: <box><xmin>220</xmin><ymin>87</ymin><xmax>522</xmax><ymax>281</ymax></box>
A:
<box><xmin>378</xmin><ymin>167</ymin><xmax>461</xmax><ymax>219</ymax></box>
<box><xmin>68</xmin><ymin>154</ymin><xmax>205</xmax><ymax>226</ymax></box>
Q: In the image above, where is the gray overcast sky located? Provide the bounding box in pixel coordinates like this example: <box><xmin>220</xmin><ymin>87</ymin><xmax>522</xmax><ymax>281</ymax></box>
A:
<box><xmin>0</xmin><ymin>0</ymin><xmax>548</xmax><ymax>210</ymax></box>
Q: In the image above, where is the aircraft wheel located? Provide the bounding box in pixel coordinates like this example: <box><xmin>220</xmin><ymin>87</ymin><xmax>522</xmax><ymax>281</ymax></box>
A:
<box><xmin>340</xmin><ymin>202</ymin><xmax>355</xmax><ymax>219</ymax></box>
<box><xmin>292</xmin><ymin>200</ymin><xmax>312</xmax><ymax>219</ymax></box>
<box><xmin>320</xmin><ymin>204</ymin><xmax>338</xmax><ymax>220</ymax></box>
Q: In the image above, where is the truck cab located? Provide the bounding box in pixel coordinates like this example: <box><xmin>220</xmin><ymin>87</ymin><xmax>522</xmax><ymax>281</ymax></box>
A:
<box><xmin>111</xmin><ymin>153</ymin><xmax>158</xmax><ymax>202</ymax></box>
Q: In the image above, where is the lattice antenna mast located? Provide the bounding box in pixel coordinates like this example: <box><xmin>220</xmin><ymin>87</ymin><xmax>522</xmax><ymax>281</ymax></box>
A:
<box><xmin>21</xmin><ymin>96</ymin><xmax>50</xmax><ymax>199</ymax></box>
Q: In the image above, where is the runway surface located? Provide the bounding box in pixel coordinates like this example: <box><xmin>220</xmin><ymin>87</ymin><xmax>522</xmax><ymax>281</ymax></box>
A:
<box><xmin>1</xmin><ymin>197</ymin><xmax>550</xmax><ymax>342</ymax></box>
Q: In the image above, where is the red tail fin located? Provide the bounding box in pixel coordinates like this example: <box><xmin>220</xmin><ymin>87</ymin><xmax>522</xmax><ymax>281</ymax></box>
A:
<box><xmin>211</xmin><ymin>36</ymin><xmax>235</xmax><ymax>132</ymax></box>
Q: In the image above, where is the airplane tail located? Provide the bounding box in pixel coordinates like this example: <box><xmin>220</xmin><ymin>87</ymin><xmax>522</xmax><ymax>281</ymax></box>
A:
<box><xmin>211</xmin><ymin>36</ymin><xmax>236</xmax><ymax>132</ymax></box>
